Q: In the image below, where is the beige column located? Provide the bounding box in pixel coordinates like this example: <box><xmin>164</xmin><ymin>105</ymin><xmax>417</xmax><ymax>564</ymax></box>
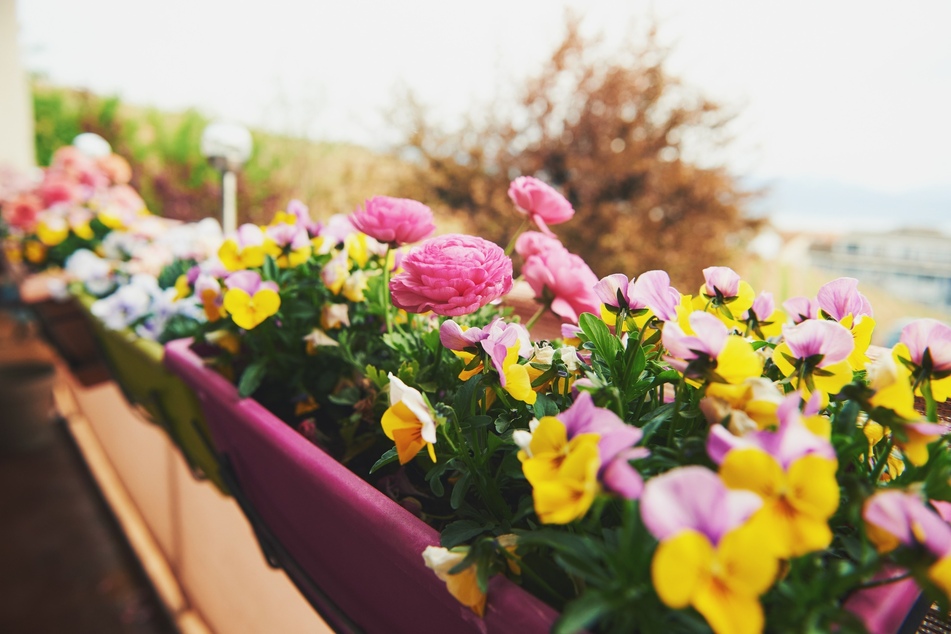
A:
<box><xmin>0</xmin><ymin>0</ymin><xmax>35</xmax><ymax>169</ymax></box>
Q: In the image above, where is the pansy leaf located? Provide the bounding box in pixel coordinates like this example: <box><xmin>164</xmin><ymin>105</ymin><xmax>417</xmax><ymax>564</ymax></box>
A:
<box><xmin>440</xmin><ymin>519</ymin><xmax>487</xmax><ymax>548</ymax></box>
<box><xmin>449</xmin><ymin>472</ymin><xmax>471</xmax><ymax>510</ymax></box>
<box><xmin>638</xmin><ymin>402</ymin><xmax>675</xmax><ymax>442</ymax></box>
<box><xmin>237</xmin><ymin>360</ymin><xmax>268</xmax><ymax>397</ymax></box>
<box><xmin>580</xmin><ymin>312</ymin><xmax>619</xmax><ymax>361</ymax></box>
<box><xmin>553</xmin><ymin>591</ymin><xmax>612</xmax><ymax>634</ymax></box>
<box><xmin>368</xmin><ymin>447</ymin><xmax>399</xmax><ymax>474</ymax></box>
<box><xmin>453</xmin><ymin>374</ymin><xmax>484</xmax><ymax>418</ymax></box>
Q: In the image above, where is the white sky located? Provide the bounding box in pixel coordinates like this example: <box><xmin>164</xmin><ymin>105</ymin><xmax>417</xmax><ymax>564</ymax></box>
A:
<box><xmin>16</xmin><ymin>0</ymin><xmax>951</xmax><ymax>195</ymax></box>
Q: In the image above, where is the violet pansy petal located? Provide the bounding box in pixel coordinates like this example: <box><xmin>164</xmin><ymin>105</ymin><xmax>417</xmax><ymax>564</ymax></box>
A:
<box><xmin>702</xmin><ymin>266</ymin><xmax>741</xmax><ymax>297</ymax></box>
<box><xmin>439</xmin><ymin>320</ymin><xmax>486</xmax><ymax>351</ymax></box>
<box><xmin>901</xmin><ymin>319</ymin><xmax>951</xmax><ymax>371</ymax></box>
<box><xmin>783</xmin><ymin>296</ymin><xmax>817</xmax><ymax>324</ymax></box>
<box><xmin>601</xmin><ymin>458</ymin><xmax>644</xmax><ymax>500</ymax></box>
<box><xmin>688</xmin><ymin>311</ymin><xmax>729</xmax><ymax>357</ymax></box>
<box><xmin>224</xmin><ymin>270</ymin><xmax>262</xmax><ymax>295</ymax></box>
<box><xmin>630</xmin><ymin>270</ymin><xmax>680</xmax><ymax>317</ymax></box>
<box><xmin>594</xmin><ymin>274</ymin><xmax>630</xmax><ymax>308</ymax></box>
<box><xmin>783</xmin><ymin>319</ymin><xmax>854</xmax><ymax>365</ymax></box>
<box><xmin>817</xmin><ymin>277</ymin><xmax>873</xmax><ymax>321</ymax></box>
<box><xmin>640</xmin><ymin>466</ymin><xmax>760</xmax><ymax>545</ymax></box>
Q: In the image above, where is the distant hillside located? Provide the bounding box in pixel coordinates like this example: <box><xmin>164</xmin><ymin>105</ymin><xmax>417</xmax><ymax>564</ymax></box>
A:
<box><xmin>748</xmin><ymin>177</ymin><xmax>951</xmax><ymax>233</ymax></box>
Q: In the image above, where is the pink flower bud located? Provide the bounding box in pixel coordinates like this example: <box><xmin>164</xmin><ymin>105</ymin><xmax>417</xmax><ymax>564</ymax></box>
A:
<box><xmin>349</xmin><ymin>196</ymin><xmax>435</xmax><ymax>246</ymax></box>
<box><xmin>508</xmin><ymin>176</ymin><xmax>574</xmax><ymax>235</ymax></box>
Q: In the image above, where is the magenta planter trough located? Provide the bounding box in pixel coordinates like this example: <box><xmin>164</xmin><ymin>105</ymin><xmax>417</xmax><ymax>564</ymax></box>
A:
<box><xmin>163</xmin><ymin>338</ymin><xmax>559</xmax><ymax>633</ymax></box>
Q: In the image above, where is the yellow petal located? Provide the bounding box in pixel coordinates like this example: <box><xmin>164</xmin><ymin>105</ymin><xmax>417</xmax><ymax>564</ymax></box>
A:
<box><xmin>720</xmin><ymin>448</ymin><xmax>784</xmax><ymax>500</ymax></box>
<box><xmin>847</xmin><ymin>316</ymin><xmax>876</xmax><ymax>369</ymax></box>
<box><xmin>717</xmin><ymin>525</ymin><xmax>780</xmax><ymax>597</ymax></box>
<box><xmin>381</xmin><ymin>401</ymin><xmax>419</xmax><ymax>438</ymax></box>
<box><xmin>786</xmin><ymin>455</ymin><xmax>840</xmax><ymax>520</ymax></box>
<box><xmin>528</xmin><ymin>417</ymin><xmax>568</xmax><ymax>457</ymax></box>
<box><xmin>503</xmin><ymin>363</ymin><xmax>537</xmax><ymax>405</ymax></box>
<box><xmin>223</xmin><ymin>288</ymin><xmax>252</xmax><ymax>326</ymax></box>
<box><xmin>252</xmin><ymin>288</ymin><xmax>281</xmax><ymax>317</ymax></box>
<box><xmin>813</xmin><ymin>360</ymin><xmax>854</xmax><ymax>397</ymax></box>
<box><xmin>929</xmin><ymin>556</ymin><xmax>951</xmax><ymax>602</ymax></box>
<box><xmin>652</xmin><ymin>530</ymin><xmax>713</xmax><ymax>609</ymax></box>
<box><xmin>772</xmin><ymin>342</ymin><xmax>795</xmax><ymax>378</ymax></box>
<box><xmin>715</xmin><ymin>336</ymin><xmax>764</xmax><ymax>384</ymax></box>
<box><xmin>692</xmin><ymin>578</ymin><xmax>765</xmax><ymax>634</ymax></box>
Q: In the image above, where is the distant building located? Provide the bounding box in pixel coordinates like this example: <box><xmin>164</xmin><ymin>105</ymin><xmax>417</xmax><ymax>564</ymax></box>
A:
<box><xmin>808</xmin><ymin>228</ymin><xmax>951</xmax><ymax>310</ymax></box>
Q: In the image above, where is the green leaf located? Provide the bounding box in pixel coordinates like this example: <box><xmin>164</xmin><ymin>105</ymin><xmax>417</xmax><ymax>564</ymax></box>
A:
<box><xmin>453</xmin><ymin>374</ymin><xmax>484</xmax><ymax>418</ymax></box>
<box><xmin>579</xmin><ymin>312</ymin><xmax>619</xmax><ymax>363</ymax></box>
<box><xmin>369</xmin><ymin>448</ymin><xmax>399</xmax><ymax>474</ymax></box>
<box><xmin>450</xmin><ymin>472</ymin><xmax>471</xmax><ymax>510</ymax></box>
<box><xmin>440</xmin><ymin>519</ymin><xmax>486</xmax><ymax>548</ymax></box>
<box><xmin>639</xmin><ymin>402</ymin><xmax>675</xmax><ymax>442</ymax></box>
<box><xmin>262</xmin><ymin>254</ymin><xmax>279</xmax><ymax>281</ymax></box>
<box><xmin>554</xmin><ymin>592</ymin><xmax>611</xmax><ymax>634</ymax></box>
<box><xmin>237</xmin><ymin>360</ymin><xmax>268</xmax><ymax>397</ymax></box>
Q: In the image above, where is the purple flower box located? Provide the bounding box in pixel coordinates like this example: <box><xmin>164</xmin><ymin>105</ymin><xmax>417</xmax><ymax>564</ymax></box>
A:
<box><xmin>163</xmin><ymin>338</ymin><xmax>558</xmax><ymax>633</ymax></box>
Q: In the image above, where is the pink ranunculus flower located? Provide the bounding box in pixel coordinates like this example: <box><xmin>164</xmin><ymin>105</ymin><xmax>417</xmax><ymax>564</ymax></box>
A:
<box><xmin>514</xmin><ymin>230</ymin><xmax>565</xmax><ymax>260</ymax></box>
<box><xmin>390</xmin><ymin>234</ymin><xmax>513</xmax><ymax>316</ymax></box>
<box><xmin>522</xmin><ymin>247</ymin><xmax>600</xmax><ymax>324</ymax></box>
<box><xmin>2</xmin><ymin>193</ymin><xmax>42</xmax><ymax>231</ymax></box>
<box><xmin>349</xmin><ymin>196</ymin><xmax>435</xmax><ymax>246</ymax></box>
<box><xmin>38</xmin><ymin>174</ymin><xmax>83</xmax><ymax>208</ymax></box>
<box><xmin>508</xmin><ymin>176</ymin><xmax>574</xmax><ymax>236</ymax></box>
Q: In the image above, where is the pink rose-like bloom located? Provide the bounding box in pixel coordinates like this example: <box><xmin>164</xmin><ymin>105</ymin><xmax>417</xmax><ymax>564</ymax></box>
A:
<box><xmin>522</xmin><ymin>248</ymin><xmax>600</xmax><ymax>324</ymax></box>
<box><xmin>900</xmin><ymin>318</ymin><xmax>951</xmax><ymax>372</ymax></box>
<box><xmin>508</xmin><ymin>176</ymin><xmax>574</xmax><ymax>236</ymax></box>
<box><xmin>514</xmin><ymin>230</ymin><xmax>565</xmax><ymax>260</ymax></box>
<box><xmin>390</xmin><ymin>234</ymin><xmax>513</xmax><ymax>316</ymax></box>
<box><xmin>2</xmin><ymin>194</ymin><xmax>42</xmax><ymax>231</ymax></box>
<box><xmin>349</xmin><ymin>196</ymin><xmax>435</xmax><ymax>246</ymax></box>
<box><xmin>38</xmin><ymin>174</ymin><xmax>83</xmax><ymax>208</ymax></box>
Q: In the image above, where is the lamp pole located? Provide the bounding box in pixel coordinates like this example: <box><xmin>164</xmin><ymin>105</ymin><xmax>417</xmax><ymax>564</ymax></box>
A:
<box><xmin>200</xmin><ymin>121</ymin><xmax>252</xmax><ymax>234</ymax></box>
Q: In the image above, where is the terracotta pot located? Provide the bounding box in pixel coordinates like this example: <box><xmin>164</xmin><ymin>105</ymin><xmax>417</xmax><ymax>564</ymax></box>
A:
<box><xmin>164</xmin><ymin>338</ymin><xmax>559</xmax><ymax>633</ymax></box>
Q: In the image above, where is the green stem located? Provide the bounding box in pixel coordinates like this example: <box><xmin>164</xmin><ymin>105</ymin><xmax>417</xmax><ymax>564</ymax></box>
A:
<box><xmin>667</xmin><ymin>376</ymin><xmax>686</xmax><ymax>447</ymax></box>
<box><xmin>524</xmin><ymin>303</ymin><xmax>548</xmax><ymax>332</ymax></box>
<box><xmin>504</xmin><ymin>219</ymin><xmax>530</xmax><ymax>257</ymax></box>
<box><xmin>923</xmin><ymin>380</ymin><xmax>938</xmax><ymax>423</ymax></box>
<box><xmin>854</xmin><ymin>570</ymin><xmax>912</xmax><ymax>591</ymax></box>
<box><xmin>869</xmin><ymin>435</ymin><xmax>894</xmax><ymax>483</ymax></box>
<box><xmin>512</xmin><ymin>556</ymin><xmax>567</xmax><ymax>604</ymax></box>
<box><xmin>382</xmin><ymin>245</ymin><xmax>393</xmax><ymax>334</ymax></box>
<box><xmin>615</xmin><ymin>308</ymin><xmax>628</xmax><ymax>344</ymax></box>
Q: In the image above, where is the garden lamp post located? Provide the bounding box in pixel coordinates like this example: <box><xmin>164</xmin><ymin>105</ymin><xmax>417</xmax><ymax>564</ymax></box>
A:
<box><xmin>200</xmin><ymin>121</ymin><xmax>252</xmax><ymax>234</ymax></box>
<box><xmin>72</xmin><ymin>132</ymin><xmax>112</xmax><ymax>158</ymax></box>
